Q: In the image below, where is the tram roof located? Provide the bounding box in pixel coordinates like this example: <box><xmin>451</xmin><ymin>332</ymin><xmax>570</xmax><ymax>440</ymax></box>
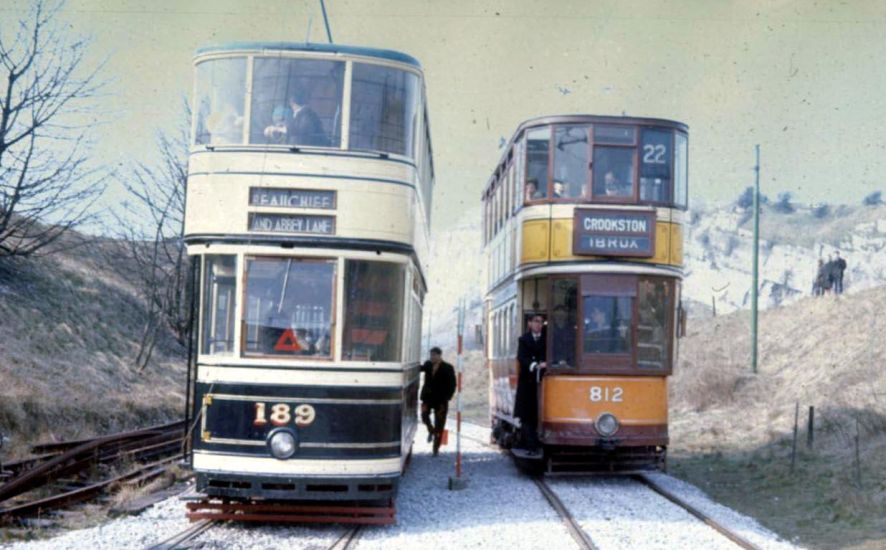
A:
<box><xmin>194</xmin><ymin>42</ymin><xmax>421</xmax><ymax>68</ymax></box>
<box><xmin>483</xmin><ymin>114</ymin><xmax>688</xmax><ymax>196</ymax></box>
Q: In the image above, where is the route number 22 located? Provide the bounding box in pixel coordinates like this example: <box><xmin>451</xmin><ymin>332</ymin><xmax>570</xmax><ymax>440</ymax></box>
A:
<box><xmin>589</xmin><ymin>386</ymin><xmax>623</xmax><ymax>402</ymax></box>
<box><xmin>643</xmin><ymin>144</ymin><xmax>667</xmax><ymax>164</ymax></box>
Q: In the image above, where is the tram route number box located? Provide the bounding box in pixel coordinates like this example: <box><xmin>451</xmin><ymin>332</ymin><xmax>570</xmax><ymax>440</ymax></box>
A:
<box><xmin>572</xmin><ymin>208</ymin><xmax>656</xmax><ymax>257</ymax></box>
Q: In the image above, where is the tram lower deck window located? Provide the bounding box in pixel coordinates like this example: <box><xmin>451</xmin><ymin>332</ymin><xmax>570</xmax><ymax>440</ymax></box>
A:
<box><xmin>242</xmin><ymin>257</ymin><xmax>336</xmax><ymax>358</ymax></box>
<box><xmin>202</xmin><ymin>255</ymin><xmax>237</xmax><ymax>355</ymax></box>
<box><xmin>342</xmin><ymin>260</ymin><xmax>405</xmax><ymax>362</ymax></box>
<box><xmin>582</xmin><ymin>295</ymin><xmax>632</xmax><ymax>354</ymax></box>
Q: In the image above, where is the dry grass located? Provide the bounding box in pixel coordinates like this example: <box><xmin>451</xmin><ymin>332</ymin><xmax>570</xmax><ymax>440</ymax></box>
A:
<box><xmin>670</xmin><ymin>285</ymin><xmax>886</xmax><ymax>549</ymax></box>
<box><xmin>0</xmin><ymin>245</ymin><xmax>185</xmax><ymax>459</ymax></box>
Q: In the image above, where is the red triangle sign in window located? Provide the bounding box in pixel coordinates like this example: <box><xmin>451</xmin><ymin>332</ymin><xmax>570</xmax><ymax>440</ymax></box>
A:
<box><xmin>274</xmin><ymin>329</ymin><xmax>302</xmax><ymax>352</ymax></box>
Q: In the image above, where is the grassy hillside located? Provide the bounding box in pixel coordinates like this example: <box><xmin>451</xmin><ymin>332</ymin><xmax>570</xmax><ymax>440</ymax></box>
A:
<box><xmin>0</xmin><ymin>242</ymin><xmax>186</xmax><ymax>458</ymax></box>
<box><xmin>671</xmin><ymin>286</ymin><xmax>886</xmax><ymax>549</ymax></box>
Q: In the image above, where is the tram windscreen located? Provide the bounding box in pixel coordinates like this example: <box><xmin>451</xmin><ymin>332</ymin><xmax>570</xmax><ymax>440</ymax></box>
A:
<box><xmin>349</xmin><ymin>64</ymin><xmax>420</xmax><ymax>157</ymax></box>
<box><xmin>637</xmin><ymin>279</ymin><xmax>671</xmax><ymax>369</ymax></box>
<box><xmin>242</xmin><ymin>257</ymin><xmax>335</xmax><ymax>358</ymax></box>
<box><xmin>582</xmin><ymin>295</ymin><xmax>632</xmax><ymax>354</ymax></box>
<box><xmin>249</xmin><ymin>58</ymin><xmax>344</xmax><ymax>147</ymax></box>
<box><xmin>202</xmin><ymin>255</ymin><xmax>237</xmax><ymax>355</ymax></box>
<box><xmin>675</xmin><ymin>133</ymin><xmax>688</xmax><ymax>207</ymax></box>
<box><xmin>342</xmin><ymin>261</ymin><xmax>405</xmax><ymax>362</ymax></box>
<box><xmin>194</xmin><ymin>58</ymin><xmax>247</xmax><ymax>145</ymax></box>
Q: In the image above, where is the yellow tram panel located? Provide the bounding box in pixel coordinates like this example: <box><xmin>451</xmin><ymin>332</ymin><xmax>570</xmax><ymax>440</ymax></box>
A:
<box><xmin>521</xmin><ymin>218</ymin><xmax>683</xmax><ymax>267</ymax></box>
<box><xmin>541</xmin><ymin>376</ymin><xmax>668</xmax><ymax>426</ymax></box>
<box><xmin>520</xmin><ymin>218</ymin><xmax>551</xmax><ymax>263</ymax></box>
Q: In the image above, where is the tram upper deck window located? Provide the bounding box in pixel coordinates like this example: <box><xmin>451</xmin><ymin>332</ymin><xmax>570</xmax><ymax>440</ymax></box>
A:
<box><xmin>242</xmin><ymin>257</ymin><xmax>335</xmax><ymax>358</ymax></box>
<box><xmin>525</xmin><ymin>127</ymin><xmax>550</xmax><ymax>202</ymax></box>
<box><xmin>553</xmin><ymin>125</ymin><xmax>590</xmax><ymax>200</ymax></box>
<box><xmin>350</xmin><ymin>64</ymin><xmax>420</xmax><ymax>158</ymax></box>
<box><xmin>592</xmin><ymin>147</ymin><xmax>635</xmax><ymax>199</ymax></box>
<box><xmin>250</xmin><ymin>58</ymin><xmax>344</xmax><ymax>147</ymax></box>
<box><xmin>202</xmin><ymin>255</ymin><xmax>237</xmax><ymax>355</ymax></box>
<box><xmin>639</xmin><ymin>129</ymin><xmax>673</xmax><ymax>204</ymax></box>
<box><xmin>637</xmin><ymin>278</ymin><xmax>672</xmax><ymax>370</ymax></box>
<box><xmin>194</xmin><ymin>58</ymin><xmax>247</xmax><ymax>145</ymax></box>
<box><xmin>674</xmin><ymin>132</ymin><xmax>688</xmax><ymax>208</ymax></box>
<box><xmin>342</xmin><ymin>261</ymin><xmax>405</xmax><ymax>362</ymax></box>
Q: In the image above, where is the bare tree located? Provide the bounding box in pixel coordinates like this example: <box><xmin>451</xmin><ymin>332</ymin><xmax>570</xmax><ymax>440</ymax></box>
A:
<box><xmin>114</xmin><ymin>101</ymin><xmax>191</xmax><ymax>369</ymax></box>
<box><xmin>0</xmin><ymin>0</ymin><xmax>105</xmax><ymax>257</ymax></box>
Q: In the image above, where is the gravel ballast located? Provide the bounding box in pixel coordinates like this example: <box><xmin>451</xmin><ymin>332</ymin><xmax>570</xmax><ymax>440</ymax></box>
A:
<box><xmin>3</xmin><ymin>423</ymin><xmax>800</xmax><ymax>549</ymax></box>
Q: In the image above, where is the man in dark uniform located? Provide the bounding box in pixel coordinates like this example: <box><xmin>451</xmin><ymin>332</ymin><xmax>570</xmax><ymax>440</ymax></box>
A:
<box><xmin>420</xmin><ymin>347</ymin><xmax>456</xmax><ymax>456</ymax></box>
<box><xmin>515</xmin><ymin>314</ymin><xmax>547</xmax><ymax>453</ymax></box>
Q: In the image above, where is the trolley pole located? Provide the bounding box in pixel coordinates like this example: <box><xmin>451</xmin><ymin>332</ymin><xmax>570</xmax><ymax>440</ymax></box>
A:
<box><xmin>751</xmin><ymin>145</ymin><xmax>760</xmax><ymax>375</ymax></box>
<box><xmin>319</xmin><ymin>0</ymin><xmax>334</xmax><ymax>43</ymax></box>
<box><xmin>449</xmin><ymin>298</ymin><xmax>467</xmax><ymax>490</ymax></box>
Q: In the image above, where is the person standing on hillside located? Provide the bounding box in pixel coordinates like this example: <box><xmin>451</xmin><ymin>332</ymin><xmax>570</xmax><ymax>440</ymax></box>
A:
<box><xmin>420</xmin><ymin>347</ymin><xmax>456</xmax><ymax>456</ymax></box>
<box><xmin>834</xmin><ymin>251</ymin><xmax>847</xmax><ymax>294</ymax></box>
<box><xmin>515</xmin><ymin>314</ymin><xmax>547</xmax><ymax>455</ymax></box>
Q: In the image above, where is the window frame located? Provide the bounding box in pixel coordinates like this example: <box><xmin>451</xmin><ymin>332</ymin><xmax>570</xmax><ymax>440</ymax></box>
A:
<box><xmin>239</xmin><ymin>255</ymin><xmax>338</xmax><ymax>361</ymax></box>
<box><xmin>590</xmin><ymin>125</ymin><xmax>640</xmax><ymax>204</ymax></box>
<box><xmin>551</xmin><ymin>124</ymin><xmax>591</xmax><ymax>204</ymax></box>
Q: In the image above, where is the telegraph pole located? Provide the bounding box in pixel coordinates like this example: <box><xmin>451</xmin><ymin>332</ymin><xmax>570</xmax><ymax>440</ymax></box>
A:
<box><xmin>751</xmin><ymin>145</ymin><xmax>760</xmax><ymax>374</ymax></box>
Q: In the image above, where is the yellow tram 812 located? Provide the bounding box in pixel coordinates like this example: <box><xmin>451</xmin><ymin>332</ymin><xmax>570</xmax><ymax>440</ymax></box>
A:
<box><xmin>184</xmin><ymin>42</ymin><xmax>433</xmax><ymax>503</ymax></box>
<box><xmin>483</xmin><ymin>115</ymin><xmax>687</xmax><ymax>473</ymax></box>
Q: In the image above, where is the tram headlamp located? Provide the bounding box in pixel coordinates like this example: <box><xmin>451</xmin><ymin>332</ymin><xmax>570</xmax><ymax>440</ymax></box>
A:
<box><xmin>595</xmin><ymin>413</ymin><xmax>619</xmax><ymax>437</ymax></box>
<box><xmin>267</xmin><ymin>429</ymin><xmax>297</xmax><ymax>460</ymax></box>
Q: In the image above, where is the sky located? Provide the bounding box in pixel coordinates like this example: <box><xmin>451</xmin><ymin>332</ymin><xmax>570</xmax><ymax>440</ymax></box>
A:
<box><xmin>3</xmin><ymin>0</ymin><xmax>886</xmax><ymax>232</ymax></box>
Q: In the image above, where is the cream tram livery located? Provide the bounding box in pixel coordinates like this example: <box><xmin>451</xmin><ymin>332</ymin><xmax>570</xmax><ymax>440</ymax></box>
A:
<box><xmin>483</xmin><ymin>115</ymin><xmax>687</xmax><ymax>473</ymax></box>
<box><xmin>185</xmin><ymin>43</ymin><xmax>433</xmax><ymax>500</ymax></box>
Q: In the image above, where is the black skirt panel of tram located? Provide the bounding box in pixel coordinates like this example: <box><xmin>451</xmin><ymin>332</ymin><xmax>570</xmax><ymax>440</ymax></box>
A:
<box><xmin>193</xmin><ymin>382</ymin><xmax>404</xmax><ymax>459</ymax></box>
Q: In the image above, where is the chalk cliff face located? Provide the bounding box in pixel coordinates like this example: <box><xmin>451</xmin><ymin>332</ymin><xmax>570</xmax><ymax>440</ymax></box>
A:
<box><xmin>683</xmin><ymin>201</ymin><xmax>886</xmax><ymax>316</ymax></box>
<box><xmin>424</xmin><ymin>202</ymin><xmax>886</xmax><ymax>345</ymax></box>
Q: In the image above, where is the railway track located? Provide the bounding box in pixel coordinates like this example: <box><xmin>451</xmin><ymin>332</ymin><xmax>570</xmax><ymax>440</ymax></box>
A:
<box><xmin>145</xmin><ymin>521</ymin><xmax>361</xmax><ymax>550</ymax></box>
<box><xmin>0</xmin><ymin>420</ymin><xmax>186</xmax><ymax>523</ymax></box>
<box><xmin>460</xmin><ymin>422</ymin><xmax>763</xmax><ymax>550</ymax></box>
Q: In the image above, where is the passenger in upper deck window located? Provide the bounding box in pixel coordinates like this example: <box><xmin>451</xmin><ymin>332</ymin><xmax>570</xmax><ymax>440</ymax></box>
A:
<box><xmin>287</xmin><ymin>87</ymin><xmax>329</xmax><ymax>147</ymax></box>
<box><xmin>525</xmin><ymin>179</ymin><xmax>544</xmax><ymax>201</ymax></box>
<box><xmin>603</xmin><ymin>170</ymin><xmax>631</xmax><ymax>197</ymax></box>
<box><xmin>263</xmin><ymin>87</ymin><xmax>329</xmax><ymax>147</ymax></box>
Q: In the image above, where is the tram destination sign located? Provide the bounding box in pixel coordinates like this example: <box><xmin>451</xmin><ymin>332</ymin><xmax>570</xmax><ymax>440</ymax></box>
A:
<box><xmin>249</xmin><ymin>187</ymin><xmax>336</xmax><ymax>210</ymax></box>
<box><xmin>573</xmin><ymin>208</ymin><xmax>656</xmax><ymax>257</ymax></box>
<box><xmin>248</xmin><ymin>213</ymin><xmax>336</xmax><ymax>235</ymax></box>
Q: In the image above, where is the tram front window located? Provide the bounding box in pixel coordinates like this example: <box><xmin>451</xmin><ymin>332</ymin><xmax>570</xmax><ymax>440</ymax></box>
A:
<box><xmin>250</xmin><ymin>58</ymin><xmax>344</xmax><ymax>147</ymax></box>
<box><xmin>582</xmin><ymin>296</ymin><xmax>632</xmax><ymax>354</ymax></box>
<box><xmin>525</xmin><ymin>127</ymin><xmax>549</xmax><ymax>201</ymax></box>
<box><xmin>553</xmin><ymin>125</ymin><xmax>589</xmax><ymax>199</ymax></box>
<box><xmin>349</xmin><ymin>64</ymin><xmax>419</xmax><ymax>157</ymax></box>
<box><xmin>342</xmin><ymin>261</ymin><xmax>405</xmax><ymax>362</ymax></box>
<box><xmin>550</xmin><ymin>279</ymin><xmax>578</xmax><ymax>366</ymax></box>
<box><xmin>637</xmin><ymin>279</ymin><xmax>671</xmax><ymax>369</ymax></box>
<box><xmin>593</xmin><ymin>147</ymin><xmax>634</xmax><ymax>198</ymax></box>
<box><xmin>243</xmin><ymin>257</ymin><xmax>336</xmax><ymax>358</ymax></box>
<box><xmin>194</xmin><ymin>58</ymin><xmax>246</xmax><ymax>145</ymax></box>
<box><xmin>202</xmin><ymin>255</ymin><xmax>237</xmax><ymax>355</ymax></box>
<box><xmin>640</xmin><ymin>129</ymin><xmax>672</xmax><ymax>203</ymax></box>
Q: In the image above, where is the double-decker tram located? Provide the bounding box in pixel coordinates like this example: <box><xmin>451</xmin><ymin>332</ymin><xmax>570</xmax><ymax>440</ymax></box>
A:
<box><xmin>483</xmin><ymin>115</ymin><xmax>687</xmax><ymax>474</ymax></box>
<box><xmin>183</xmin><ymin>42</ymin><xmax>433</xmax><ymax>516</ymax></box>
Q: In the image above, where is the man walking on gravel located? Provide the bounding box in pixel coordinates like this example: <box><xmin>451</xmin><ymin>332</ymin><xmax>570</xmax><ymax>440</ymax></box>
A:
<box><xmin>420</xmin><ymin>347</ymin><xmax>456</xmax><ymax>456</ymax></box>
